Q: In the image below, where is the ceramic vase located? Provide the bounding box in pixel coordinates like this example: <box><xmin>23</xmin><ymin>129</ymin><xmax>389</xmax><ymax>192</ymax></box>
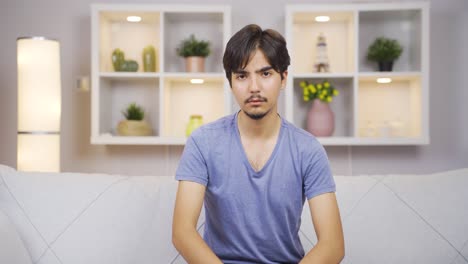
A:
<box><xmin>306</xmin><ymin>99</ymin><xmax>335</xmax><ymax>137</ymax></box>
<box><xmin>142</xmin><ymin>45</ymin><xmax>156</xmax><ymax>72</ymax></box>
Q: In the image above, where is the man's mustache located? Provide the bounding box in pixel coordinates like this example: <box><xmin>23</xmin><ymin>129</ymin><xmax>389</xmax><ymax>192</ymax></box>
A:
<box><xmin>245</xmin><ymin>95</ymin><xmax>268</xmax><ymax>104</ymax></box>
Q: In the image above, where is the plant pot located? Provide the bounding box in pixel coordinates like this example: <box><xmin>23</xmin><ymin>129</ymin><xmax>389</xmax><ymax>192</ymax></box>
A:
<box><xmin>306</xmin><ymin>99</ymin><xmax>335</xmax><ymax>137</ymax></box>
<box><xmin>185</xmin><ymin>56</ymin><xmax>205</xmax><ymax>72</ymax></box>
<box><xmin>117</xmin><ymin>120</ymin><xmax>153</xmax><ymax>136</ymax></box>
<box><xmin>378</xmin><ymin>61</ymin><xmax>394</xmax><ymax>72</ymax></box>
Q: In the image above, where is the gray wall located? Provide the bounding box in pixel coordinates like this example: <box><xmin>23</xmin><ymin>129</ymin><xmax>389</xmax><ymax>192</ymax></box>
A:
<box><xmin>1</xmin><ymin>0</ymin><xmax>467</xmax><ymax>176</ymax></box>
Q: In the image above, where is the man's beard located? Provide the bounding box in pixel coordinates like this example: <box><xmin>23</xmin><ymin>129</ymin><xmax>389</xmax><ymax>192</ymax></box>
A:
<box><xmin>243</xmin><ymin>95</ymin><xmax>270</xmax><ymax>120</ymax></box>
<box><xmin>243</xmin><ymin>108</ymin><xmax>271</xmax><ymax>120</ymax></box>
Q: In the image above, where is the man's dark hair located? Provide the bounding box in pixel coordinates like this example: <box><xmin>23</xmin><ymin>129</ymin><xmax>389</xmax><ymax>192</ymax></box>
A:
<box><xmin>223</xmin><ymin>24</ymin><xmax>291</xmax><ymax>87</ymax></box>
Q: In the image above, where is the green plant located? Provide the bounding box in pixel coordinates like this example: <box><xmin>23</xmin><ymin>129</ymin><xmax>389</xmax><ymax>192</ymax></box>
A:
<box><xmin>122</xmin><ymin>103</ymin><xmax>145</xmax><ymax>121</ymax></box>
<box><xmin>367</xmin><ymin>37</ymin><xmax>403</xmax><ymax>62</ymax></box>
<box><xmin>300</xmin><ymin>80</ymin><xmax>339</xmax><ymax>103</ymax></box>
<box><xmin>176</xmin><ymin>34</ymin><xmax>211</xmax><ymax>58</ymax></box>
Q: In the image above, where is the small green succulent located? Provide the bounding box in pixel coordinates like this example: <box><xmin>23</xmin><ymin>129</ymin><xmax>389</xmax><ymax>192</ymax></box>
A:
<box><xmin>122</xmin><ymin>103</ymin><xmax>145</xmax><ymax>121</ymax></box>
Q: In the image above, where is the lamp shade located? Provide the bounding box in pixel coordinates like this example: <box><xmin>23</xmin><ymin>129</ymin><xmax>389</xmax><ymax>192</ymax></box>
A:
<box><xmin>17</xmin><ymin>37</ymin><xmax>61</xmax><ymax>172</ymax></box>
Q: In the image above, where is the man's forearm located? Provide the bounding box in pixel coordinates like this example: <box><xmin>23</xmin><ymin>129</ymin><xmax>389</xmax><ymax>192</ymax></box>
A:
<box><xmin>172</xmin><ymin>227</ymin><xmax>222</xmax><ymax>264</ymax></box>
<box><xmin>299</xmin><ymin>241</ymin><xmax>345</xmax><ymax>264</ymax></box>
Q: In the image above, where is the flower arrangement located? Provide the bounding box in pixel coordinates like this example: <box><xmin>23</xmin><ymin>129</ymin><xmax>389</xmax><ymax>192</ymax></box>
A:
<box><xmin>300</xmin><ymin>80</ymin><xmax>339</xmax><ymax>103</ymax></box>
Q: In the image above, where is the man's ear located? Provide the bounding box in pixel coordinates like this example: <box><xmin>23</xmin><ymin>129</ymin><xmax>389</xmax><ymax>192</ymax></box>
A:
<box><xmin>281</xmin><ymin>71</ymin><xmax>288</xmax><ymax>89</ymax></box>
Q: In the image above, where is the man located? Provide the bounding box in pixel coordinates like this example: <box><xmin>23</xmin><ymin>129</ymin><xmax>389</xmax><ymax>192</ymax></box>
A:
<box><xmin>172</xmin><ymin>24</ymin><xmax>344</xmax><ymax>264</ymax></box>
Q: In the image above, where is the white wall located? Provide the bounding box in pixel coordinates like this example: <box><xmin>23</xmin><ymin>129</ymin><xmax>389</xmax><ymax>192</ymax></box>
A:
<box><xmin>0</xmin><ymin>0</ymin><xmax>467</xmax><ymax>176</ymax></box>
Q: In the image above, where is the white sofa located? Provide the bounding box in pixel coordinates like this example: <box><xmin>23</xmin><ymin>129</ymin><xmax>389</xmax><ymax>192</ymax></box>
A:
<box><xmin>1</xmin><ymin>164</ymin><xmax>468</xmax><ymax>264</ymax></box>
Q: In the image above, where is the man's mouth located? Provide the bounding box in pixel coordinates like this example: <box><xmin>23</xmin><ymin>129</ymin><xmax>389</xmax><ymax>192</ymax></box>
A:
<box><xmin>245</xmin><ymin>96</ymin><xmax>267</xmax><ymax>104</ymax></box>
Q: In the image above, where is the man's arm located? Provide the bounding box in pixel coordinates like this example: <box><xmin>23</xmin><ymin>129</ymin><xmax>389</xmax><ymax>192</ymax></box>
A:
<box><xmin>172</xmin><ymin>180</ymin><xmax>223</xmax><ymax>264</ymax></box>
<box><xmin>300</xmin><ymin>192</ymin><xmax>345</xmax><ymax>264</ymax></box>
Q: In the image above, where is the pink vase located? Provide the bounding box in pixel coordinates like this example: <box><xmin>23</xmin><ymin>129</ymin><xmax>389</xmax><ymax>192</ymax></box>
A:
<box><xmin>307</xmin><ymin>99</ymin><xmax>335</xmax><ymax>137</ymax></box>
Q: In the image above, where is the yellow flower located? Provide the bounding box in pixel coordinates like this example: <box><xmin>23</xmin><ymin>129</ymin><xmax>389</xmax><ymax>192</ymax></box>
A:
<box><xmin>303</xmin><ymin>96</ymin><xmax>309</xmax><ymax>102</ymax></box>
<box><xmin>319</xmin><ymin>94</ymin><xmax>325</xmax><ymax>100</ymax></box>
<box><xmin>324</xmin><ymin>82</ymin><xmax>330</xmax><ymax>88</ymax></box>
<box><xmin>326</xmin><ymin>96</ymin><xmax>332</xmax><ymax>103</ymax></box>
<box><xmin>317</xmin><ymin>84</ymin><xmax>323</xmax><ymax>89</ymax></box>
<box><xmin>309</xmin><ymin>85</ymin><xmax>316</xmax><ymax>94</ymax></box>
<box><xmin>300</xmin><ymin>81</ymin><xmax>306</xmax><ymax>88</ymax></box>
<box><xmin>333</xmin><ymin>90</ymin><xmax>339</xmax><ymax>96</ymax></box>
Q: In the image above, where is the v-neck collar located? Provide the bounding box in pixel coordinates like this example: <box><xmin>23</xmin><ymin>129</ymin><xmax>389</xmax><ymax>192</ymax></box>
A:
<box><xmin>234</xmin><ymin>111</ymin><xmax>284</xmax><ymax>176</ymax></box>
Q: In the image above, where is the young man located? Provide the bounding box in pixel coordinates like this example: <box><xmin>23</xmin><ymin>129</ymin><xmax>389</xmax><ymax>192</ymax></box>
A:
<box><xmin>172</xmin><ymin>24</ymin><xmax>344</xmax><ymax>264</ymax></box>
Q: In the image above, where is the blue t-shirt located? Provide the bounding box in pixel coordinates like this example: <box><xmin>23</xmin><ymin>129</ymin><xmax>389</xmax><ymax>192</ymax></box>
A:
<box><xmin>176</xmin><ymin>112</ymin><xmax>336</xmax><ymax>263</ymax></box>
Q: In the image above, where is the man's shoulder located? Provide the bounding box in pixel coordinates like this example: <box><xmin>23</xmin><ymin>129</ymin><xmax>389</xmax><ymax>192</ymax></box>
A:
<box><xmin>190</xmin><ymin>113</ymin><xmax>235</xmax><ymax>142</ymax></box>
<box><xmin>281</xmin><ymin>118</ymin><xmax>325</xmax><ymax>153</ymax></box>
<box><xmin>202</xmin><ymin>114</ymin><xmax>236</xmax><ymax>131</ymax></box>
<box><xmin>282</xmin><ymin>118</ymin><xmax>319</xmax><ymax>143</ymax></box>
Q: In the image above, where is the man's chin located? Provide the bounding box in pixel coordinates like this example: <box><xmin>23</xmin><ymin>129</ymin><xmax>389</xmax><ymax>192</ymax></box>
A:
<box><xmin>242</xmin><ymin>109</ymin><xmax>269</xmax><ymax>120</ymax></box>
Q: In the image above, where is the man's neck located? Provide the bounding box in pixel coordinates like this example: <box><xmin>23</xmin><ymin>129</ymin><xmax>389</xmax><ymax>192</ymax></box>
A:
<box><xmin>237</xmin><ymin>110</ymin><xmax>281</xmax><ymax>140</ymax></box>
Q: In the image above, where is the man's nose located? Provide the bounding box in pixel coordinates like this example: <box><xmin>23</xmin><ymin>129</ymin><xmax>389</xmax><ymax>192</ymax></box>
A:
<box><xmin>249</xmin><ymin>76</ymin><xmax>261</xmax><ymax>93</ymax></box>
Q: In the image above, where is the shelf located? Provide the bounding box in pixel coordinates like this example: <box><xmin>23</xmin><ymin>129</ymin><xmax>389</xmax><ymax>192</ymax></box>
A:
<box><xmin>163</xmin><ymin>12</ymin><xmax>225</xmax><ymax>73</ymax></box>
<box><xmin>91</xmin><ymin>135</ymin><xmax>187</xmax><ymax>145</ymax></box>
<box><xmin>162</xmin><ymin>77</ymin><xmax>225</xmax><ymax>138</ymax></box>
<box><xmin>290</xmin><ymin>10</ymin><xmax>355</xmax><ymax>74</ymax></box>
<box><xmin>285</xmin><ymin>2</ymin><xmax>429</xmax><ymax>145</ymax></box>
<box><xmin>91</xmin><ymin>5</ymin><xmax>231</xmax><ymax>145</ymax></box>
<box><xmin>163</xmin><ymin>72</ymin><xmax>225</xmax><ymax>79</ymax></box>
<box><xmin>92</xmin><ymin>135</ymin><xmax>430</xmax><ymax>146</ymax></box>
<box><xmin>358</xmin><ymin>9</ymin><xmax>422</xmax><ymax>72</ymax></box>
<box><xmin>98</xmin><ymin>10</ymin><xmax>161</xmax><ymax>73</ymax></box>
<box><xmin>292</xmin><ymin>77</ymin><xmax>354</xmax><ymax>137</ymax></box>
<box><xmin>98</xmin><ymin>78</ymin><xmax>160</xmax><ymax>136</ymax></box>
<box><xmin>358</xmin><ymin>71</ymin><xmax>421</xmax><ymax>80</ymax></box>
<box><xmin>357</xmin><ymin>75</ymin><xmax>422</xmax><ymax>138</ymax></box>
<box><xmin>100</xmin><ymin>72</ymin><xmax>161</xmax><ymax>79</ymax></box>
<box><xmin>293</xmin><ymin>73</ymin><xmax>354</xmax><ymax>79</ymax></box>
<box><xmin>318</xmin><ymin>136</ymin><xmax>428</xmax><ymax>146</ymax></box>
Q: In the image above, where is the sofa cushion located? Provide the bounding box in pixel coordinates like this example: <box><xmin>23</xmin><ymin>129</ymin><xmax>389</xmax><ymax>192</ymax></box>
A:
<box><xmin>0</xmin><ymin>209</ymin><xmax>32</xmax><ymax>264</ymax></box>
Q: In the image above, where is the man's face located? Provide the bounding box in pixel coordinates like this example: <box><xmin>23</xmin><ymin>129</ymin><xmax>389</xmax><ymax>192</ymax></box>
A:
<box><xmin>231</xmin><ymin>49</ymin><xmax>287</xmax><ymax>120</ymax></box>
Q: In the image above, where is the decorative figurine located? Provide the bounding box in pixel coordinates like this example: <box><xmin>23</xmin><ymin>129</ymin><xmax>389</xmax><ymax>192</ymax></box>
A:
<box><xmin>314</xmin><ymin>33</ymin><xmax>330</xmax><ymax>73</ymax></box>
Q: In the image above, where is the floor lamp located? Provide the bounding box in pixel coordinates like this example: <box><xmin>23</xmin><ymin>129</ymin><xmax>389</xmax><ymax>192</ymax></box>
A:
<box><xmin>17</xmin><ymin>37</ymin><xmax>61</xmax><ymax>172</ymax></box>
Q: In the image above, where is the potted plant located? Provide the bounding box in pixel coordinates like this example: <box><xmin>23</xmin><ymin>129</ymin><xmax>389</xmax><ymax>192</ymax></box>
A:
<box><xmin>366</xmin><ymin>37</ymin><xmax>403</xmax><ymax>71</ymax></box>
<box><xmin>117</xmin><ymin>103</ymin><xmax>153</xmax><ymax>136</ymax></box>
<box><xmin>176</xmin><ymin>34</ymin><xmax>211</xmax><ymax>72</ymax></box>
<box><xmin>300</xmin><ymin>80</ymin><xmax>340</xmax><ymax>137</ymax></box>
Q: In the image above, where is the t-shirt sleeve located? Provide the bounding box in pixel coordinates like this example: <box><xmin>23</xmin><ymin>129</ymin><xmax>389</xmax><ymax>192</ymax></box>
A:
<box><xmin>175</xmin><ymin>131</ymin><xmax>209</xmax><ymax>186</ymax></box>
<box><xmin>303</xmin><ymin>142</ymin><xmax>336</xmax><ymax>200</ymax></box>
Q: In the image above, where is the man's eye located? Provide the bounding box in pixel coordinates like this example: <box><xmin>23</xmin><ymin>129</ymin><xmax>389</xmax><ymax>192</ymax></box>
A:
<box><xmin>236</xmin><ymin>74</ymin><xmax>246</xmax><ymax>80</ymax></box>
<box><xmin>262</xmin><ymin>71</ymin><xmax>272</xmax><ymax>77</ymax></box>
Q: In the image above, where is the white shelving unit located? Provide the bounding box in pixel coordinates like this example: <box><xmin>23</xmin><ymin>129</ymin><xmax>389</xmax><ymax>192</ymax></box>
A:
<box><xmin>91</xmin><ymin>4</ymin><xmax>231</xmax><ymax>145</ymax></box>
<box><xmin>285</xmin><ymin>2</ymin><xmax>429</xmax><ymax>145</ymax></box>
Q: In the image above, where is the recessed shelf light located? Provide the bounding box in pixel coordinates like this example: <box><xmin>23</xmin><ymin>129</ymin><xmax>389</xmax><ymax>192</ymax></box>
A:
<box><xmin>127</xmin><ymin>16</ymin><xmax>141</xmax><ymax>22</ymax></box>
<box><xmin>377</xmin><ymin>77</ymin><xmax>392</xmax><ymax>84</ymax></box>
<box><xmin>190</xmin><ymin>79</ymin><xmax>204</xmax><ymax>84</ymax></box>
<box><xmin>315</xmin><ymin>16</ymin><xmax>330</xmax><ymax>22</ymax></box>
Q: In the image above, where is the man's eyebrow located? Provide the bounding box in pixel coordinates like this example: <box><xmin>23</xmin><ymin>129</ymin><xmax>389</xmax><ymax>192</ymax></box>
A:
<box><xmin>232</xmin><ymin>69</ymin><xmax>248</xmax><ymax>74</ymax></box>
<box><xmin>255</xmin><ymin>66</ymin><xmax>274</xmax><ymax>73</ymax></box>
<box><xmin>233</xmin><ymin>66</ymin><xmax>274</xmax><ymax>74</ymax></box>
